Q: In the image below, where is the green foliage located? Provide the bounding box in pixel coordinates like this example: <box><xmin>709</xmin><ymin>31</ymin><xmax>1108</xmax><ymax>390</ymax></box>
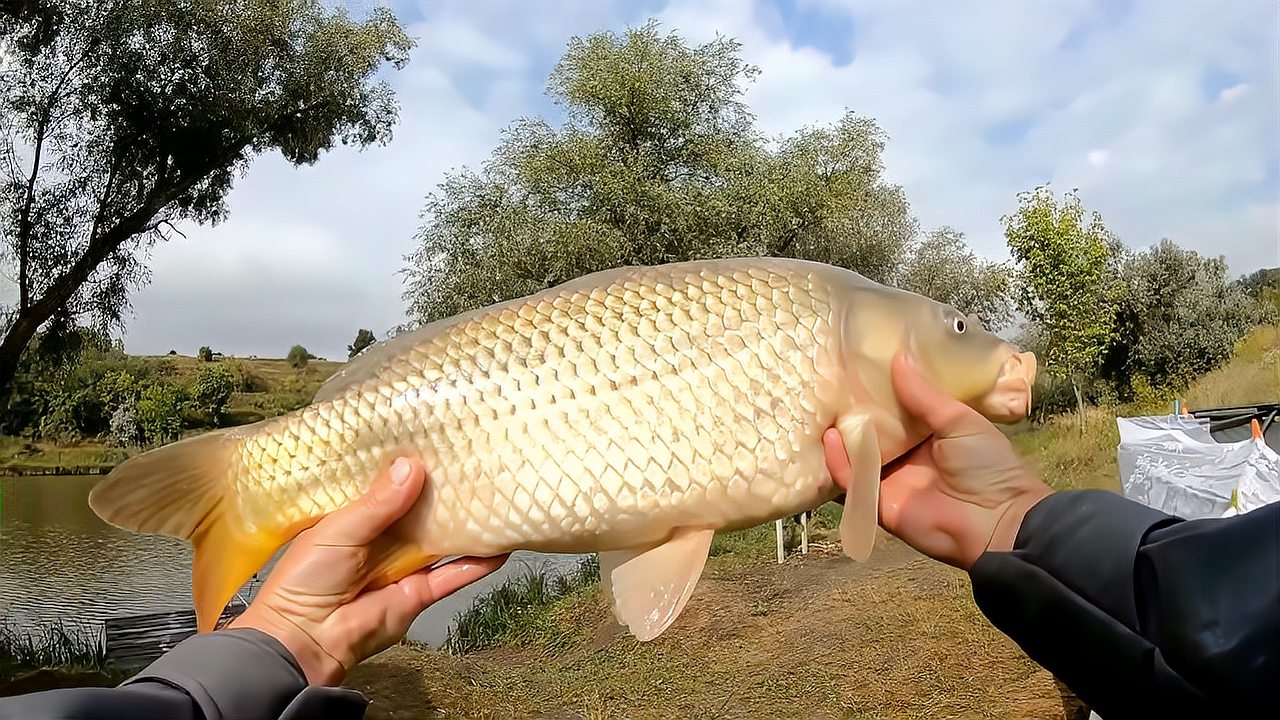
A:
<box><xmin>1236</xmin><ymin>267</ymin><xmax>1280</xmax><ymax>321</ymax></box>
<box><xmin>197</xmin><ymin>346</ymin><xmax>214</xmax><ymax>362</ymax></box>
<box><xmin>347</xmin><ymin>328</ymin><xmax>376</xmax><ymax>358</ymax></box>
<box><xmin>898</xmin><ymin>227</ymin><xmax>1013</xmax><ymax>331</ymax></box>
<box><xmin>1237</xmin><ymin>267</ymin><xmax>1280</xmax><ymax>297</ymax></box>
<box><xmin>0</xmin><ymin>0</ymin><xmax>413</xmax><ymax>405</ymax></box>
<box><xmin>286</xmin><ymin>344</ymin><xmax>310</xmax><ymax>369</ymax></box>
<box><xmin>108</xmin><ymin>397</ymin><xmax>143</xmax><ymax>447</ymax></box>
<box><xmin>135</xmin><ymin>380</ymin><xmax>187</xmax><ymax>445</ymax></box>
<box><xmin>220</xmin><ymin>358</ymin><xmax>263</xmax><ymax>392</ymax></box>
<box><xmin>444</xmin><ymin>555</ymin><xmax>601</xmax><ymax>655</ymax></box>
<box><xmin>192</xmin><ymin>362</ymin><xmax>234</xmax><ymax>418</ymax></box>
<box><xmin>1003</xmin><ymin>186</ymin><xmax>1121</xmax><ymax>421</ymax></box>
<box><xmin>403</xmin><ymin>22</ymin><xmax>916</xmax><ymax>322</ymax></box>
<box><xmin>1100</xmin><ymin>239</ymin><xmax>1263</xmax><ymax>396</ymax></box>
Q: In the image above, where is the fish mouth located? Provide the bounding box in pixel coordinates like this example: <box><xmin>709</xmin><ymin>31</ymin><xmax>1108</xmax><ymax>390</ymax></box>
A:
<box><xmin>976</xmin><ymin>350</ymin><xmax>1037</xmax><ymax>423</ymax></box>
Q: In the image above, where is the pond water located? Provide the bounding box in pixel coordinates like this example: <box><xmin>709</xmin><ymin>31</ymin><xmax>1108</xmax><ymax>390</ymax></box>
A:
<box><xmin>0</xmin><ymin>475</ymin><xmax>585</xmax><ymax>648</ymax></box>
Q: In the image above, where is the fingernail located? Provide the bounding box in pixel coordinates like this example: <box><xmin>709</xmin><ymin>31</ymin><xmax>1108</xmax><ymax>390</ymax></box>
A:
<box><xmin>390</xmin><ymin>457</ymin><xmax>412</xmax><ymax>487</ymax></box>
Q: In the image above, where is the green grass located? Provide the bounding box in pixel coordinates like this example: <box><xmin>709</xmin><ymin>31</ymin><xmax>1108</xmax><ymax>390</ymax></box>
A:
<box><xmin>709</xmin><ymin>502</ymin><xmax>843</xmax><ymax>562</ymax></box>
<box><xmin>0</xmin><ymin>618</ymin><xmax>104</xmax><ymax>681</ymax></box>
<box><xmin>0</xmin><ymin>440</ymin><xmax>128</xmax><ymax>475</ymax></box>
<box><xmin>443</xmin><ymin>555</ymin><xmax>602</xmax><ymax>655</ymax></box>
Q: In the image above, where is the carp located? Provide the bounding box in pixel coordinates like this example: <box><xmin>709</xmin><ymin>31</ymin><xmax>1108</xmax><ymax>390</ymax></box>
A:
<box><xmin>89</xmin><ymin>257</ymin><xmax>1036</xmax><ymax>639</ymax></box>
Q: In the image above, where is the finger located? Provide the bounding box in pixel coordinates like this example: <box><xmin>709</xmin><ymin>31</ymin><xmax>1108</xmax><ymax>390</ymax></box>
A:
<box><xmin>823</xmin><ymin>426</ymin><xmax>852</xmax><ymax>492</ymax></box>
<box><xmin>890</xmin><ymin>352</ymin><xmax>974</xmax><ymax>432</ymax></box>
<box><xmin>314</xmin><ymin>457</ymin><xmax>426</xmax><ymax>546</ymax></box>
<box><xmin>353</xmin><ymin>554</ymin><xmax>510</xmax><ymax>629</ymax></box>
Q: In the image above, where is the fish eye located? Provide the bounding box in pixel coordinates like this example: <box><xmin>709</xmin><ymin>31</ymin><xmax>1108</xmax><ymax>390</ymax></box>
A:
<box><xmin>952</xmin><ymin>317</ymin><xmax>966</xmax><ymax>334</ymax></box>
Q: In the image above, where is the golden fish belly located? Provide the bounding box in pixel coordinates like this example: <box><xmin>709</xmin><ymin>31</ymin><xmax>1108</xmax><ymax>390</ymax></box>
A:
<box><xmin>230</xmin><ymin>260</ymin><xmax>852</xmax><ymax>557</ymax></box>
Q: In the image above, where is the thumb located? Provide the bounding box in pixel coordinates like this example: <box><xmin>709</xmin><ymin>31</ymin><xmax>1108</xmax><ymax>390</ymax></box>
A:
<box><xmin>890</xmin><ymin>352</ymin><xmax>975</xmax><ymax>432</ymax></box>
<box><xmin>316</xmin><ymin>457</ymin><xmax>425</xmax><ymax>546</ymax></box>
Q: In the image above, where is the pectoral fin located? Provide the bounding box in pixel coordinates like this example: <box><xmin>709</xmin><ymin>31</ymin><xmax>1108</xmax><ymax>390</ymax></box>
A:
<box><xmin>835</xmin><ymin>416</ymin><xmax>882</xmax><ymax>562</ymax></box>
<box><xmin>598</xmin><ymin>527</ymin><xmax>715</xmax><ymax>641</ymax></box>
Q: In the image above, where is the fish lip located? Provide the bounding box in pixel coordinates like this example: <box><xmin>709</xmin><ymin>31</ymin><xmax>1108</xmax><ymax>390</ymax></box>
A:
<box><xmin>978</xmin><ymin>350</ymin><xmax>1037</xmax><ymax>423</ymax></box>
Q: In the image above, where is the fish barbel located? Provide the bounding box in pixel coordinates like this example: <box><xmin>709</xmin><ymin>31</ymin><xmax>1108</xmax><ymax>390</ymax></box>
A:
<box><xmin>89</xmin><ymin>257</ymin><xmax>1036</xmax><ymax>639</ymax></box>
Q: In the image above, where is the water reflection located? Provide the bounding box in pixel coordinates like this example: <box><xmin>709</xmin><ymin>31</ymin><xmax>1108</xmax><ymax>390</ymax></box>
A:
<box><xmin>1</xmin><ymin>476</ymin><xmax>585</xmax><ymax>647</ymax></box>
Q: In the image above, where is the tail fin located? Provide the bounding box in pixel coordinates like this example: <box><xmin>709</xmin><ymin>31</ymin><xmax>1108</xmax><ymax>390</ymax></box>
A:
<box><xmin>89</xmin><ymin>430</ymin><xmax>282</xmax><ymax>632</ymax></box>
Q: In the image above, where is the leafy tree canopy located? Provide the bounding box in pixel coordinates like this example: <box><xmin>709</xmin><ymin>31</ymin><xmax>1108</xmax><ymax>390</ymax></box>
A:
<box><xmin>0</xmin><ymin>0</ymin><xmax>413</xmax><ymax>407</ymax></box>
<box><xmin>403</xmin><ymin>21</ymin><xmax>921</xmax><ymax>323</ymax></box>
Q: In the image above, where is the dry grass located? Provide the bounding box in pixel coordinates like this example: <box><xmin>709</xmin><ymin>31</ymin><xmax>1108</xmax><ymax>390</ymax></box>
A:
<box><xmin>1183</xmin><ymin>324</ymin><xmax>1278</xmax><ymax>410</ymax></box>
<box><xmin>1010</xmin><ymin>324</ymin><xmax>1278</xmax><ymax>493</ymax></box>
<box><xmin>349</xmin><ymin>542</ymin><xmax>1065</xmax><ymax>720</ymax></box>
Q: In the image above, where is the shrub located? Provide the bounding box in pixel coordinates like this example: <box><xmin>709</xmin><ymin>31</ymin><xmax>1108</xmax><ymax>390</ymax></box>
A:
<box><xmin>136</xmin><ymin>381</ymin><xmax>188</xmax><ymax>445</ymax></box>
<box><xmin>197</xmin><ymin>346</ymin><xmax>214</xmax><ymax>362</ymax></box>
<box><xmin>108</xmin><ymin>399</ymin><xmax>144</xmax><ymax>447</ymax></box>
<box><xmin>287</xmin><ymin>344</ymin><xmax>310</xmax><ymax>369</ymax></box>
<box><xmin>348</xmin><ymin>328</ymin><xmax>377</xmax><ymax>358</ymax></box>
<box><xmin>192</xmin><ymin>363</ymin><xmax>234</xmax><ymax>419</ymax></box>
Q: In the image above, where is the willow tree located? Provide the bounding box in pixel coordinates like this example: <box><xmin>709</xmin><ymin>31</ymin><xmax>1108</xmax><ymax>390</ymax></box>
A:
<box><xmin>898</xmin><ymin>227</ymin><xmax>1013</xmax><ymax>331</ymax></box>
<box><xmin>0</xmin><ymin>0</ymin><xmax>412</xmax><ymax>408</ymax></box>
<box><xmin>403</xmin><ymin>22</ymin><xmax>918</xmax><ymax>323</ymax></box>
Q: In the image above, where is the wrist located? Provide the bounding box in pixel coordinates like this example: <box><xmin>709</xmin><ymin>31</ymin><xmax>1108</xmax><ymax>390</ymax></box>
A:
<box><xmin>230</xmin><ymin>607</ymin><xmax>346</xmax><ymax>686</ymax></box>
<box><xmin>985</xmin><ymin>484</ymin><xmax>1054</xmax><ymax>556</ymax></box>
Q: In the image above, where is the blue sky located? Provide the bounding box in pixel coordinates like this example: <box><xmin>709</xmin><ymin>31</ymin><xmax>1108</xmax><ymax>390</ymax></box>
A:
<box><xmin>107</xmin><ymin>0</ymin><xmax>1278</xmax><ymax>359</ymax></box>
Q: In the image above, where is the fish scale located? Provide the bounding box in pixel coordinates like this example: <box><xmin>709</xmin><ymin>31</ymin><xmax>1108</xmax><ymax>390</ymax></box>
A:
<box><xmin>89</xmin><ymin>256</ymin><xmax>1037</xmax><ymax>638</ymax></box>
<box><xmin>227</xmin><ymin>260</ymin><xmax>838</xmax><ymax>555</ymax></box>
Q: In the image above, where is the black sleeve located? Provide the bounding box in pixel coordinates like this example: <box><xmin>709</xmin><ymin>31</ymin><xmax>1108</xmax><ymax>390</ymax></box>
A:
<box><xmin>969</xmin><ymin>489</ymin><xmax>1279</xmax><ymax>718</ymax></box>
<box><xmin>0</xmin><ymin>628</ymin><xmax>369</xmax><ymax>720</ymax></box>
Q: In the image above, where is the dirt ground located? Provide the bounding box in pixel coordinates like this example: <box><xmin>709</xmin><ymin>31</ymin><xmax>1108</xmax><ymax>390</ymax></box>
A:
<box><xmin>347</xmin><ymin>530</ymin><xmax>1086</xmax><ymax>719</ymax></box>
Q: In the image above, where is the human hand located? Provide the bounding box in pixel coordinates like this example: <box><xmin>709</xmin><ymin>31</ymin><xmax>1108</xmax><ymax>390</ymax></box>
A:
<box><xmin>230</xmin><ymin>457</ymin><xmax>508</xmax><ymax>685</ymax></box>
<box><xmin>823</xmin><ymin>352</ymin><xmax>1053</xmax><ymax>569</ymax></box>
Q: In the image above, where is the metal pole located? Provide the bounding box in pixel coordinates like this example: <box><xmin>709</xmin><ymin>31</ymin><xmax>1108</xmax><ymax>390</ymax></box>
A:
<box><xmin>775</xmin><ymin>518</ymin><xmax>784</xmax><ymax>563</ymax></box>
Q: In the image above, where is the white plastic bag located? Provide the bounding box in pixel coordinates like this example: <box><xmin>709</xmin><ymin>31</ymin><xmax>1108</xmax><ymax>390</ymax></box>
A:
<box><xmin>1116</xmin><ymin>415</ymin><xmax>1279</xmax><ymax>519</ymax></box>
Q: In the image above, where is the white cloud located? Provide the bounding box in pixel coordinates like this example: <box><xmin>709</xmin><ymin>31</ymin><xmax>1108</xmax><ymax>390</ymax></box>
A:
<box><xmin>1218</xmin><ymin>82</ymin><xmax>1250</xmax><ymax>103</ymax></box>
<box><xmin>11</xmin><ymin>0</ymin><xmax>1270</xmax><ymax>357</ymax></box>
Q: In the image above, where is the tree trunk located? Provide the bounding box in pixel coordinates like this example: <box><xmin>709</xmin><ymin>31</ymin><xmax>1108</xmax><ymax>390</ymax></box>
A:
<box><xmin>1071</xmin><ymin>374</ymin><xmax>1086</xmax><ymax>435</ymax></box>
<box><xmin>0</xmin><ymin>309</ymin><xmax>44</xmax><ymax>414</ymax></box>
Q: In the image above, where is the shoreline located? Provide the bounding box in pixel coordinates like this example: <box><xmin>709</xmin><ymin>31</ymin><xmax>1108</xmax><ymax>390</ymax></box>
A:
<box><xmin>0</xmin><ymin>465</ymin><xmax>116</xmax><ymax>477</ymax></box>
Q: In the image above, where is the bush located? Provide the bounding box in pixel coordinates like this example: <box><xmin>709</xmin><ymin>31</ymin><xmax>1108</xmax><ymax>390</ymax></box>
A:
<box><xmin>108</xmin><ymin>399</ymin><xmax>144</xmax><ymax>447</ymax></box>
<box><xmin>136</xmin><ymin>381</ymin><xmax>188</xmax><ymax>445</ymax></box>
<box><xmin>348</xmin><ymin>328</ymin><xmax>377</xmax><ymax>358</ymax></box>
<box><xmin>287</xmin><ymin>344</ymin><xmax>310</xmax><ymax>369</ymax></box>
<box><xmin>197</xmin><ymin>346</ymin><xmax>214</xmax><ymax>362</ymax></box>
<box><xmin>220</xmin><ymin>358</ymin><xmax>263</xmax><ymax>392</ymax></box>
<box><xmin>192</xmin><ymin>363</ymin><xmax>235</xmax><ymax>419</ymax></box>
<box><xmin>1100</xmin><ymin>240</ymin><xmax>1262</xmax><ymax>398</ymax></box>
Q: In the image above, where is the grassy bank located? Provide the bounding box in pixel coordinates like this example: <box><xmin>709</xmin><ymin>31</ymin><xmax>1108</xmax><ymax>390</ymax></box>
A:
<box><xmin>0</xmin><ymin>354</ymin><xmax>343</xmax><ymax>475</ymax></box>
<box><xmin>443</xmin><ymin>556</ymin><xmax>602</xmax><ymax>655</ymax></box>
<box><xmin>0</xmin><ymin>437</ymin><xmax>127</xmax><ymax>476</ymax></box>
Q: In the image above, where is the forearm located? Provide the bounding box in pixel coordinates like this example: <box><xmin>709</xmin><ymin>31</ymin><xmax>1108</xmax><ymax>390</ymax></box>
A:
<box><xmin>969</xmin><ymin>490</ymin><xmax>1278</xmax><ymax>717</ymax></box>
<box><xmin>0</xmin><ymin>628</ymin><xmax>369</xmax><ymax>720</ymax></box>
